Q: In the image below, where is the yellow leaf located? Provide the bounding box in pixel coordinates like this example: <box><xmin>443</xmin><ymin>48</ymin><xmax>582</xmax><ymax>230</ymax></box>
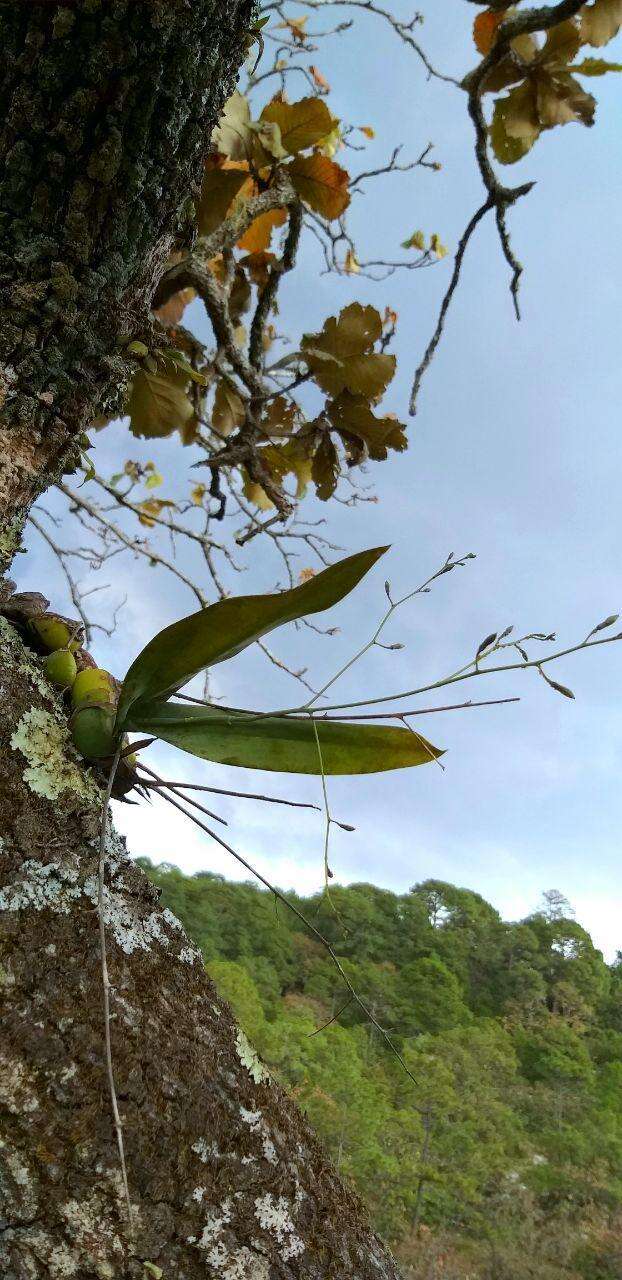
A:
<box><xmin>144</xmin><ymin>467</ymin><xmax>163</xmax><ymax>489</ymax></box>
<box><xmin>211</xmin><ymin>91</ymin><xmax>254</xmax><ymax>161</ymax></box>
<box><xmin>317</xmin><ymin>122</ymin><xmax>343</xmax><ymax>158</ymax></box>
<box><xmin>127</xmin><ymin>368</ymin><xmax>194</xmax><ymax>441</ymax></box>
<box><xmin>344</xmin><ymin>248</ymin><xmax>360</xmax><ymax>274</ymax></box>
<box><xmin>237</xmin><ymin>207</ymin><xmax>288</xmax><ymax>254</ymax></box>
<box><xmin>242</xmin><ymin>471</ymin><xmax>274</xmax><ymax>510</ymax></box>
<box><xmin>401</xmin><ymin>229</ymin><xmax>426</xmax><ymax>251</ymax></box>
<box><xmin>490</xmin><ymin>90</ymin><xmax>539</xmax><ymax>163</ymax></box>
<box><xmin>260</xmin><ymin>97</ymin><xmax>335</xmax><ymax>154</ymax></box>
<box><xmin>198</xmin><ymin>165</ymin><xmax>249</xmax><ymax>236</ymax></box>
<box><xmin>581</xmin><ymin>0</ymin><xmax>622</xmax><ymax>47</ymax></box>
<box><xmin>191</xmin><ymin>484</ymin><xmax>207</xmax><ymax>505</ymax></box>
<box><xmin>289</xmin><ymin>153</ymin><xmax>350</xmax><ymax>219</ymax></box>
<box><xmin>251</xmin><ymin>118</ymin><xmax>287</xmax><ymax>161</ymax></box>
<box><xmin>504</xmin><ymin>80</ymin><xmax>541</xmax><ymax>141</ymax></box>
<box><xmin>359</xmin><ymin>125</ymin><xmax>375</xmax><ymax>139</ymax></box>
<box><xmin>136</xmin><ymin>498</ymin><xmax>177</xmax><ymax>527</ymax></box>
<box><xmin>212</xmin><ymin>379</ymin><xmax>246</xmax><ymax>436</ymax></box>
<box><xmin>430</xmin><ymin>233</ymin><xmax>449</xmax><ymax>259</ymax></box>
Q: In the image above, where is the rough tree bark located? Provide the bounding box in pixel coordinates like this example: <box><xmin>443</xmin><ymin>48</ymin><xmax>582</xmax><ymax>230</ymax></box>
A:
<box><xmin>0</xmin><ymin>5</ymin><xmax>405</xmax><ymax>1276</ymax></box>
<box><xmin>0</xmin><ymin>0</ymin><xmax>248</xmax><ymax>554</ymax></box>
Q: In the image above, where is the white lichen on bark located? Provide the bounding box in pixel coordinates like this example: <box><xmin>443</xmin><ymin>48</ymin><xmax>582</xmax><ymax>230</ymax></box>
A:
<box><xmin>235</xmin><ymin>1028</ymin><xmax>269</xmax><ymax>1084</ymax></box>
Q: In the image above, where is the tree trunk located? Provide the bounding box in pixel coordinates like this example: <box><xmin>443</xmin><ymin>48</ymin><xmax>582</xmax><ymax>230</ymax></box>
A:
<box><xmin>0</xmin><ymin>5</ymin><xmax>405</xmax><ymax>1275</ymax></box>
<box><xmin>0</xmin><ymin>0</ymin><xmax>248</xmax><ymax>553</ymax></box>
<box><xmin>0</xmin><ymin>622</ymin><xmax>402</xmax><ymax>1277</ymax></box>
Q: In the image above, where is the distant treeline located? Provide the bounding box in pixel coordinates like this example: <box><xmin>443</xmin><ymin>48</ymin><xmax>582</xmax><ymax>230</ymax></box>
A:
<box><xmin>139</xmin><ymin>861</ymin><xmax>622</xmax><ymax>1279</ymax></box>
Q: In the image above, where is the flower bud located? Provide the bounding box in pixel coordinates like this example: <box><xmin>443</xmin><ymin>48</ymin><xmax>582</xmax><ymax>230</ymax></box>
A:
<box><xmin>30</xmin><ymin>614</ymin><xmax>82</xmax><ymax>653</ymax></box>
<box><xmin>71</xmin><ymin>667</ymin><xmax>118</xmax><ymax>708</ymax></box>
<box><xmin>44</xmin><ymin>648</ymin><xmax>78</xmax><ymax>690</ymax></box>
<box><xmin>70</xmin><ymin>706</ymin><xmax>117</xmax><ymax>760</ymax></box>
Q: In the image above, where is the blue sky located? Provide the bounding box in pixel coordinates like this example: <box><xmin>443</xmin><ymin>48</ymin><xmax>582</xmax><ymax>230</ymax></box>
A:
<box><xmin>23</xmin><ymin>5</ymin><xmax>622</xmax><ymax>956</ymax></box>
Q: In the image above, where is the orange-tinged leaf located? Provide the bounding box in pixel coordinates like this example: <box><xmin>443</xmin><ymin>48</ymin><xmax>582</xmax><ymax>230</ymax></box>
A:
<box><xmin>241</xmin><ymin>250</ymin><xmax>277</xmax><ymax>289</ymax></box>
<box><xmin>260</xmin><ymin>96</ymin><xmax>335</xmax><ymax>154</ymax></box>
<box><xmin>473</xmin><ymin>9</ymin><xmax>505</xmax><ymax>54</ymax></box>
<box><xmin>154</xmin><ymin>287</ymin><xmax>195</xmax><ymax>327</ymax></box>
<box><xmin>136</xmin><ymin>498</ymin><xmax>178</xmax><ymax>528</ymax></box>
<box><xmin>310</xmin><ymin>65</ymin><xmax>330</xmax><ymax>91</ymax></box>
<box><xmin>237</xmin><ymin>206</ymin><xmax>288</xmax><ymax>254</ymax></box>
<box><xmin>289</xmin><ymin>153</ymin><xmax>350</xmax><ymax>219</ymax></box>
<box><xmin>344</xmin><ymin>248</ymin><xmax>360</xmax><ymax>274</ymax></box>
<box><xmin>359</xmin><ymin>125</ymin><xmax>375</xmax><ymax>139</ymax></box>
<box><xmin>276</xmin><ymin>14</ymin><xmax>308</xmax><ymax>41</ymax></box>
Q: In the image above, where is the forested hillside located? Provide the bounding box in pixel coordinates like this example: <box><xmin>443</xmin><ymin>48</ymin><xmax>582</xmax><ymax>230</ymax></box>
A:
<box><xmin>140</xmin><ymin>862</ymin><xmax>622</xmax><ymax>1278</ymax></box>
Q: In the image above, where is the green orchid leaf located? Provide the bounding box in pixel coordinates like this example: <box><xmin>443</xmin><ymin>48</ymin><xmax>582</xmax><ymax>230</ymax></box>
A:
<box><xmin>116</xmin><ymin>546</ymin><xmax>388</xmax><ymax>728</ymax></box>
<box><xmin>127</xmin><ymin>702</ymin><xmax>444</xmax><ymax>775</ymax></box>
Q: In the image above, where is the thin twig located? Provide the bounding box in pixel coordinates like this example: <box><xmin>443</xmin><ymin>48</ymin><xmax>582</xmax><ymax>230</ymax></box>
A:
<box><xmin>308</xmin><ymin>994</ymin><xmax>354</xmax><ymax>1037</ymax></box>
<box><xmin>409</xmin><ymin>198</ymin><xmax>493</xmax><ymax>414</ymax></box>
<box><xmin>136</xmin><ymin>762</ymin><xmax>227</xmax><ymax>826</ymax></box>
<box><xmin>136</xmin><ymin>769</ymin><xmax>320</xmax><ymax>812</ymax></box>
<box><xmin>150</xmin><ymin>783</ymin><xmax>422</xmax><ymax>1096</ymax></box>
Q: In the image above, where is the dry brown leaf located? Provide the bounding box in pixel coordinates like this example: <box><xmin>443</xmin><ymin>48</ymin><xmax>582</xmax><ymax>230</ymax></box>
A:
<box><xmin>301</xmin><ymin>303</ymin><xmax>394</xmax><ymax>400</ymax></box>
<box><xmin>327</xmin><ymin>394</ymin><xmax>407</xmax><ymax>460</ymax></box>
<box><xmin>581</xmin><ymin>0</ymin><xmax>622</xmax><ymax>46</ymax></box>
<box><xmin>288</xmin><ymin>153</ymin><xmax>350</xmax><ymax>220</ymax></box>
<box><xmin>310</xmin><ymin>66</ymin><xmax>330</xmax><ymax>91</ymax></box>
<box><xmin>212</xmin><ymin>379</ymin><xmax>246</xmax><ymax>436</ymax></box>
<box><xmin>198</xmin><ymin>165</ymin><xmax>250</xmax><ymax>236</ymax></box>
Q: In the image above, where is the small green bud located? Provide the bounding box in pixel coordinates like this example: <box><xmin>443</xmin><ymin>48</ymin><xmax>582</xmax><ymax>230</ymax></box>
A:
<box><xmin>126</xmin><ymin>340</ymin><xmax>149</xmax><ymax>358</ymax></box>
<box><xmin>70</xmin><ymin>705</ymin><xmax>117</xmax><ymax>759</ymax></box>
<box><xmin>44</xmin><ymin>648</ymin><xmax>78</xmax><ymax>690</ymax></box>
<box><xmin>30</xmin><ymin>614</ymin><xmax>82</xmax><ymax>652</ymax></box>
<box><xmin>71</xmin><ymin>667</ymin><xmax>118</xmax><ymax>708</ymax></box>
